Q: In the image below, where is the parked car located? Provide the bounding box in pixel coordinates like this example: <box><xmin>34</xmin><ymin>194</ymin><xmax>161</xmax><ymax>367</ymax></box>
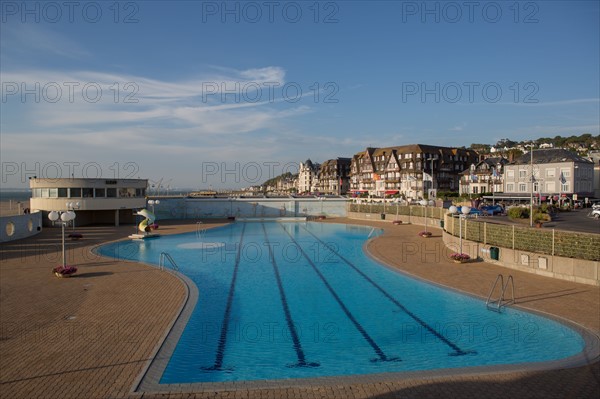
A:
<box><xmin>457</xmin><ymin>206</ymin><xmax>483</xmax><ymax>216</ymax></box>
<box><xmin>592</xmin><ymin>208</ymin><xmax>600</xmax><ymax>219</ymax></box>
<box><xmin>480</xmin><ymin>204</ymin><xmax>504</xmax><ymax>215</ymax></box>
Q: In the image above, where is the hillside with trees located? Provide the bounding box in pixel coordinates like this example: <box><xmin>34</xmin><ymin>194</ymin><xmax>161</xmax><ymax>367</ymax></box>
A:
<box><xmin>261</xmin><ymin>172</ymin><xmax>297</xmax><ymax>188</ymax></box>
<box><xmin>470</xmin><ymin>133</ymin><xmax>599</xmax><ymax>156</ymax></box>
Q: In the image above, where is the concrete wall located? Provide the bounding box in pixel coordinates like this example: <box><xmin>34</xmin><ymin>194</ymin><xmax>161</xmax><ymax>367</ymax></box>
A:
<box><xmin>442</xmin><ymin>231</ymin><xmax>599</xmax><ymax>286</ymax></box>
<box><xmin>152</xmin><ymin>197</ymin><xmax>349</xmax><ymax>219</ymax></box>
<box><xmin>346</xmin><ymin>211</ymin><xmax>443</xmax><ymax>230</ymax></box>
<box><xmin>0</xmin><ymin>211</ymin><xmax>42</xmax><ymax>242</ymax></box>
<box><xmin>347</xmin><ymin>207</ymin><xmax>599</xmax><ymax>286</ymax></box>
<box><xmin>31</xmin><ymin>197</ymin><xmax>146</xmax><ymax>212</ymax></box>
<box><xmin>37</xmin><ymin>209</ymin><xmax>139</xmax><ymax>227</ymax></box>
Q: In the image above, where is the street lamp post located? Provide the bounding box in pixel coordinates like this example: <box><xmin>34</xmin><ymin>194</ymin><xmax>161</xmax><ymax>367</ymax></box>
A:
<box><xmin>66</xmin><ymin>201</ymin><xmax>80</xmax><ymax>230</ymax></box>
<box><xmin>449</xmin><ymin>205</ymin><xmax>470</xmax><ymax>254</ymax></box>
<box><xmin>420</xmin><ymin>199</ymin><xmax>428</xmax><ymax>233</ymax></box>
<box><xmin>449</xmin><ymin>205</ymin><xmax>458</xmax><ymax>249</ymax></box>
<box><xmin>459</xmin><ymin>205</ymin><xmax>471</xmax><ymax>254</ymax></box>
<box><xmin>148</xmin><ymin>199</ymin><xmax>160</xmax><ymax>214</ymax></box>
<box><xmin>48</xmin><ymin>210</ymin><xmax>76</xmax><ymax>268</ymax></box>
<box><xmin>428</xmin><ymin>156</ymin><xmax>438</xmax><ymax>200</ymax></box>
<box><xmin>527</xmin><ymin>145</ymin><xmax>535</xmax><ymax>227</ymax></box>
<box><xmin>530</xmin><ymin>147</ymin><xmax>534</xmax><ymax>227</ymax></box>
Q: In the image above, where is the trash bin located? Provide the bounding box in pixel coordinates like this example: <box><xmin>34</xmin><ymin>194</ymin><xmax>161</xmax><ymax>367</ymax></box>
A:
<box><xmin>490</xmin><ymin>246</ymin><xmax>499</xmax><ymax>260</ymax></box>
<box><xmin>380</xmin><ymin>213</ymin><xmax>386</xmax><ymax>220</ymax></box>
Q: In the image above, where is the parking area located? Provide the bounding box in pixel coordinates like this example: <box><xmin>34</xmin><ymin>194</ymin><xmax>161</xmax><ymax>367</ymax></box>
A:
<box><xmin>543</xmin><ymin>208</ymin><xmax>600</xmax><ymax>234</ymax></box>
<box><xmin>468</xmin><ymin>208</ymin><xmax>598</xmax><ymax>234</ymax></box>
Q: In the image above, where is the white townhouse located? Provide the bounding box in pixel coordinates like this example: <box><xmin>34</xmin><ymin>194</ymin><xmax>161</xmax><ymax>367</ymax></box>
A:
<box><xmin>296</xmin><ymin>159</ymin><xmax>320</xmax><ymax>194</ymax></box>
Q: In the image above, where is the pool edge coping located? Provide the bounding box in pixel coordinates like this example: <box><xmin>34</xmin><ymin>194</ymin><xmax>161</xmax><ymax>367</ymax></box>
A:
<box><xmin>121</xmin><ymin>221</ymin><xmax>600</xmax><ymax>394</ymax></box>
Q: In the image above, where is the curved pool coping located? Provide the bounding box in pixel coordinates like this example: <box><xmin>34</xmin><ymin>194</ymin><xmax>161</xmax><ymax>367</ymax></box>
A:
<box><xmin>96</xmin><ymin>222</ymin><xmax>600</xmax><ymax>394</ymax></box>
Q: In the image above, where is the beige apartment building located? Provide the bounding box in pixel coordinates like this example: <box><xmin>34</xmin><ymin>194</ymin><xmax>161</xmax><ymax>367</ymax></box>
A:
<box><xmin>502</xmin><ymin>149</ymin><xmax>594</xmax><ymax>203</ymax></box>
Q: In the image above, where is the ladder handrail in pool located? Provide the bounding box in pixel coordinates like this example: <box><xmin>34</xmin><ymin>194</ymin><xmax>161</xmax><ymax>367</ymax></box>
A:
<box><xmin>159</xmin><ymin>252</ymin><xmax>179</xmax><ymax>272</ymax></box>
<box><xmin>486</xmin><ymin>274</ymin><xmax>515</xmax><ymax>311</ymax></box>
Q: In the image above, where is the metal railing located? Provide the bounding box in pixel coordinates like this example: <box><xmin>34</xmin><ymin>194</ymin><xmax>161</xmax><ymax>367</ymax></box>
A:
<box><xmin>159</xmin><ymin>252</ymin><xmax>179</xmax><ymax>271</ymax></box>
<box><xmin>486</xmin><ymin>274</ymin><xmax>515</xmax><ymax>311</ymax></box>
<box><xmin>444</xmin><ymin>214</ymin><xmax>600</xmax><ymax>261</ymax></box>
<box><xmin>196</xmin><ymin>221</ymin><xmax>206</xmax><ymax>239</ymax></box>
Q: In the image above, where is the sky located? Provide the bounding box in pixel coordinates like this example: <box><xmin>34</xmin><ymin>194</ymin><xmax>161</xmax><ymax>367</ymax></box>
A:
<box><xmin>1</xmin><ymin>0</ymin><xmax>599</xmax><ymax>189</ymax></box>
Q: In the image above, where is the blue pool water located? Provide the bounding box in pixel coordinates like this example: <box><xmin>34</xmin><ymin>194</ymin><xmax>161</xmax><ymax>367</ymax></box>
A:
<box><xmin>98</xmin><ymin>222</ymin><xmax>585</xmax><ymax>384</ymax></box>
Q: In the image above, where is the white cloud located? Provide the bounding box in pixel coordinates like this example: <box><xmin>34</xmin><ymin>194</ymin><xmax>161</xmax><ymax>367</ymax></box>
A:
<box><xmin>0</xmin><ymin>67</ymin><xmax>295</xmax><ymax>133</ymax></box>
<box><xmin>0</xmin><ymin>24</ymin><xmax>91</xmax><ymax>61</ymax></box>
<box><xmin>449</xmin><ymin>122</ymin><xmax>467</xmax><ymax>131</ymax></box>
<box><xmin>496</xmin><ymin>98</ymin><xmax>600</xmax><ymax>107</ymax></box>
<box><xmin>0</xmin><ymin>66</ymin><xmax>329</xmax><ymax>188</ymax></box>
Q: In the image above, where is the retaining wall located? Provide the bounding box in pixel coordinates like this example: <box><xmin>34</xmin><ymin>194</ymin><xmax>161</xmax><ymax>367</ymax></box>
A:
<box><xmin>347</xmin><ymin>206</ymin><xmax>599</xmax><ymax>286</ymax></box>
<box><xmin>0</xmin><ymin>211</ymin><xmax>42</xmax><ymax>243</ymax></box>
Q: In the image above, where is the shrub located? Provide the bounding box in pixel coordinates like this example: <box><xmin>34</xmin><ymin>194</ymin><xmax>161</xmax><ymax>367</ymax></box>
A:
<box><xmin>449</xmin><ymin>253</ymin><xmax>470</xmax><ymax>261</ymax></box>
<box><xmin>437</xmin><ymin>191</ymin><xmax>460</xmax><ymax>199</ymax></box>
<box><xmin>533</xmin><ymin>212</ymin><xmax>551</xmax><ymax>223</ymax></box>
<box><xmin>508</xmin><ymin>207</ymin><xmax>529</xmax><ymax>219</ymax></box>
<box><xmin>539</xmin><ymin>203</ymin><xmax>550</xmax><ymax>214</ymax></box>
<box><xmin>52</xmin><ymin>266</ymin><xmax>77</xmax><ymax>276</ymax></box>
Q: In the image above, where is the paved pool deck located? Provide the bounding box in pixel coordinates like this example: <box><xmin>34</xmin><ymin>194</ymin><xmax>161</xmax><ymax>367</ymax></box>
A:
<box><xmin>0</xmin><ymin>218</ymin><xmax>598</xmax><ymax>398</ymax></box>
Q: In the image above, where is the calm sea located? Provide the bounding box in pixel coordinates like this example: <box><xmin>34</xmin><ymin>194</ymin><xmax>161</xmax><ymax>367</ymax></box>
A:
<box><xmin>0</xmin><ymin>189</ymin><xmax>32</xmax><ymax>203</ymax></box>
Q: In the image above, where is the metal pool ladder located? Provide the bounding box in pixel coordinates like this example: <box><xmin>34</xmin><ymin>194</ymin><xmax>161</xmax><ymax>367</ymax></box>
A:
<box><xmin>159</xmin><ymin>252</ymin><xmax>179</xmax><ymax>271</ymax></box>
<box><xmin>486</xmin><ymin>274</ymin><xmax>515</xmax><ymax>311</ymax></box>
<box><xmin>367</xmin><ymin>227</ymin><xmax>376</xmax><ymax>239</ymax></box>
<box><xmin>196</xmin><ymin>221</ymin><xmax>205</xmax><ymax>239</ymax></box>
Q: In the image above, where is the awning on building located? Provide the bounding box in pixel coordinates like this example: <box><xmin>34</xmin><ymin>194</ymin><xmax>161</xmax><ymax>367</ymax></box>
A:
<box><xmin>384</xmin><ymin>190</ymin><xmax>399</xmax><ymax>195</ymax></box>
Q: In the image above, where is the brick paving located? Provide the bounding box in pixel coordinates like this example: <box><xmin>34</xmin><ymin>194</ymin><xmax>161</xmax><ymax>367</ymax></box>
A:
<box><xmin>1</xmin><ymin>218</ymin><xmax>598</xmax><ymax>398</ymax></box>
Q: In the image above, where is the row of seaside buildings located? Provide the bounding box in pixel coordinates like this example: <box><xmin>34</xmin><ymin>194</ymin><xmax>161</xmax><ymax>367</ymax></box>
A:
<box><xmin>17</xmin><ymin>143</ymin><xmax>597</xmax><ymax>229</ymax></box>
<box><xmin>270</xmin><ymin>144</ymin><xmax>599</xmax><ymax>202</ymax></box>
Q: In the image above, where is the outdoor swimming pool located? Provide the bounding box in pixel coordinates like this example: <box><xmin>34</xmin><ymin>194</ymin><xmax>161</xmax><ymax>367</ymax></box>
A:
<box><xmin>98</xmin><ymin>222</ymin><xmax>586</xmax><ymax>384</ymax></box>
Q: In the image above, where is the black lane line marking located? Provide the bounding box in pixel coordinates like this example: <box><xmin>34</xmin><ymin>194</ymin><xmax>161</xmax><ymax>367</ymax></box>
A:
<box><xmin>301</xmin><ymin>225</ymin><xmax>475</xmax><ymax>356</ymax></box>
<box><xmin>202</xmin><ymin>223</ymin><xmax>247</xmax><ymax>371</ymax></box>
<box><xmin>261</xmin><ymin>224</ymin><xmax>319</xmax><ymax>368</ymax></box>
<box><xmin>281</xmin><ymin>224</ymin><xmax>400</xmax><ymax>363</ymax></box>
